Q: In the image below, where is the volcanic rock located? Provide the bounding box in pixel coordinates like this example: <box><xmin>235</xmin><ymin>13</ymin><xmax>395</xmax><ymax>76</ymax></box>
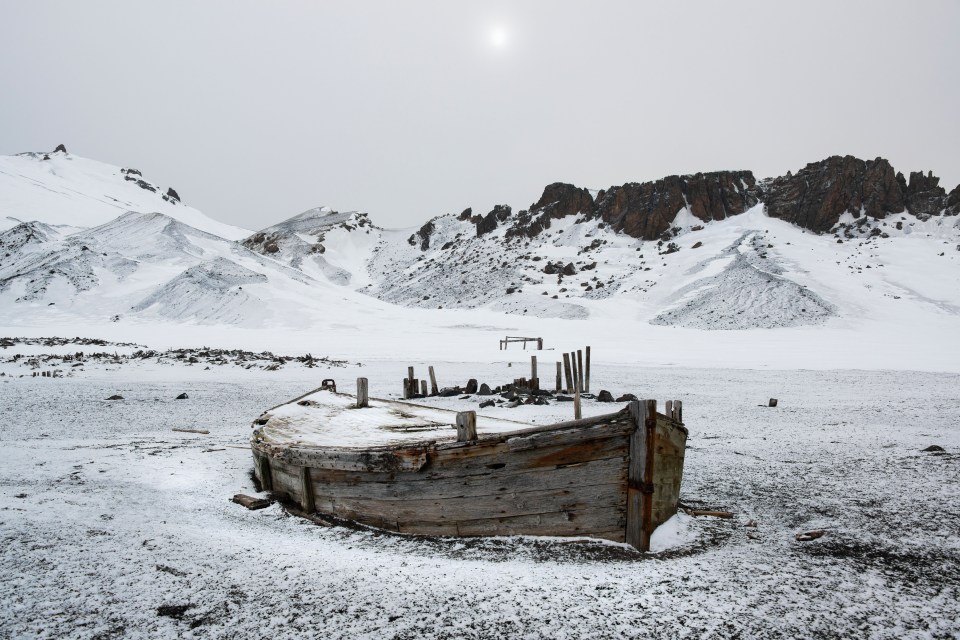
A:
<box><xmin>478</xmin><ymin>383</ymin><xmax>492</xmax><ymax>395</ymax></box>
<box><xmin>763</xmin><ymin>156</ymin><xmax>905</xmax><ymax>232</ymax></box>
<box><xmin>54</xmin><ymin>144</ymin><xmax>67</xmax><ymax>153</ymax></box>
<box><xmin>615</xmin><ymin>393</ymin><xmax>639</xmax><ymax>402</ymax></box>
<box><xmin>476</xmin><ymin>205</ymin><xmax>512</xmax><ymax>237</ymax></box>
<box><xmin>165</xmin><ymin>187</ymin><xmax>180</xmax><ymax>202</ymax></box>
<box><xmin>175</xmin><ymin>392</ymin><xmax>188</xmax><ymax>400</ymax></box>
<box><xmin>464</xmin><ymin>379</ymin><xmax>478</xmax><ymax>394</ymax></box>
<box><xmin>594</xmin><ymin>171</ymin><xmax>757</xmax><ymax>240</ymax></box>
<box><xmin>479</xmin><ymin>399</ymin><xmax>495</xmax><ymax>408</ymax></box>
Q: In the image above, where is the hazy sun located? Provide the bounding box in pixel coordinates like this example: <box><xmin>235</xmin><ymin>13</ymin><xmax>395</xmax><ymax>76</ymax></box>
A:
<box><xmin>490</xmin><ymin>26</ymin><xmax>508</xmax><ymax>48</ymax></box>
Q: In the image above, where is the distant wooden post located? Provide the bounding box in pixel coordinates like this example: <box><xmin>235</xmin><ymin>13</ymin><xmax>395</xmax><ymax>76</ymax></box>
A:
<box><xmin>407</xmin><ymin>366</ymin><xmax>415</xmax><ymax>394</ymax></box>
<box><xmin>585</xmin><ymin>346</ymin><xmax>591</xmax><ymax>393</ymax></box>
<box><xmin>537</xmin><ymin>337</ymin><xmax>543</xmax><ymax>350</ymax></box>
<box><xmin>626</xmin><ymin>399</ymin><xmax>657</xmax><ymax>552</ymax></box>
<box><xmin>675</xmin><ymin>400</ymin><xmax>683</xmax><ymax>422</ymax></box>
<box><xmin>569</xmin><ymin>352</ymin><xmax>578</xmax><ymax>392</ymax></box>
<box><xmin>562</xmin><ymin>353</ymin><xmax>574</xmax><ymax>393</ymax></box>
<box><xmin>555</xmin><ymin>362</ymin><xmax>562</xmax><ymax>392</ymax></box>
<box><xmin>421</xmin><ymin>380</ymin><xmax>428</xmax><ymax>396</ymax></box>
<box><xmin>769</xmin><ymin>398</ymin><xmax>778</xmax><ymax>408</ymax></box>
<box><xmin>402</xmin><ymin>378</ymin><xmax>410</xmax><ymax>399</ymax></box>
<box><xmin>531</xmin><ymin>356</ymin><xmax>537</xmax><ymax>390</ymax></box>
<box><xmin>428</xmin><ymin>366</ymin><xmax>439</xmax><ymax>395</ymax></box>
<box><xmin>356</xmin><ymin>377</ymin><xmax>369</xmax><ymax>408</ymax></box>
<box><xmin>299</xmin><ymin>467</ymin><xmax>315</xmax><ymax>513</ymax></box>
<box><xmin>573</xmin><ymin>378</ymin><xmax>582</xmax><ymax>420</ymax></box>
<box><xmin>665</xmin><ymin>400</ymin><xmax>673</xmax><ymax>420</ymax></box>
<box><xmin>456</xmin><ymin>411</ymin><xmax>477</xmax><ymax>442</ymax></box>
<box><xmin>576</xmin><ymin>349</ymin><xmax>584</xmax><ymax>394</ymax></box>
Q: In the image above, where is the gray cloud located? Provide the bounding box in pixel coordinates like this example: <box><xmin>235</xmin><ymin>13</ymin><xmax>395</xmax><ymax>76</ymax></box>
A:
<box><xmin>1</xmin><ymin>0</ymin><xmax>958</xmax><ymax>230</ymax></box>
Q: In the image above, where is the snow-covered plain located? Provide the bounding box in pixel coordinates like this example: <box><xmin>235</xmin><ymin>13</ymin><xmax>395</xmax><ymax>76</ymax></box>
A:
<box><xmin>1</xmin><ymin>353</ymin><xmax>958</xmax><ymax>638</ymax></box>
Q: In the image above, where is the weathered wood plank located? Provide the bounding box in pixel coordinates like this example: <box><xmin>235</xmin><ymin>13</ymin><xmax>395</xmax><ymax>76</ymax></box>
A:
<box><xmin>314</xmin><ymin>482</ymin><xmax>624</xmax><ymax>526</ymax></box>
<box><xmin>563</xmin><ymin>352</ymin><xmax>573</xmax><ymax>393</ymax></box>
<box><xmin>585</xmin><ymin>345</ymin><xmax>591</xmax><ymax>393</ymax></box>
<box><xmin>299</xmin><ymin>456</ymin><xmax>628</xmax><ymax>501</ymax></box>
<box><xmin>300</xmin><ymin>466</ymin><xmax>315</xmax><ymax>513</ymax></box>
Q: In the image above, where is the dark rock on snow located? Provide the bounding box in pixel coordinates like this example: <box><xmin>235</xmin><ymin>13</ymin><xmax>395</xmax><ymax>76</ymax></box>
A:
<box><xmin>596</xmin><ymin>390</ymin><xmax>615</xmax><ymax>402</ymax></box>
<box><xmin>479</xmin><ymin>399</ymin><xmax>495</xmax><ymax>408</ymax></box>
<box><xmin>616</xmin><ymin>393</ymin><xmax>639</xmax><ymax>402</ymax></box>
<box><xmin>464</xmin><ymin>379</ymin><xmax>478</xmax><ymax>394</ymax></box>
<box><xmin>478</xmin><ymin>383</ymin><xmax>492</xmax><ymax>395</ymax></box>
<box><xmin>106</xmin><ymin>394</ymin><xmax>124</xmax><ymax>400</ymax></box>
<box><xmin>175</xmin><ymin>392</ymin><xmax>188</xmax><ymax>400</ymax></box>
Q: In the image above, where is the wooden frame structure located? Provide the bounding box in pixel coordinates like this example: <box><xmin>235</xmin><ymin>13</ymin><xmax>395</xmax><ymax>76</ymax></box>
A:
<box><xmin>499</xmin><ymin>336</ymin><xmax>543</xmax><ymax>350</ymax></box>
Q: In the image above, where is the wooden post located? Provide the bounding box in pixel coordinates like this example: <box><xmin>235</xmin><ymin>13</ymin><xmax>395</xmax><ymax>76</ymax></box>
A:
<box><xmin>407</xmin><ymin>366</ymin><xmax>415</xmax><ymax>394</ymax></box>
<box><xmin>299</xmin><ymin>466</ymin><xmax>315</xmax><ymax>513</ymax></box>
<box><xmin>421</xmin><ymin>380</ymin><xmax>428</xmax><ymax>396</ymax></box>
<box><xmin>626</xmin><ymin>399</ymin><xmax>657</xmax><ymax>551</ymax></box>
<box><xmin>356</xmin><ymin>377</ymin><xmax>369</xmax><ymax>408</ymax></box>
<box><xmin>569</xmin><ymin>352</ymin><xmax>578</xmax><ymax>392</ymax></box>
<box><xmin>402</xmin><ymin>378</ymin><xmax>410</xmax><ymax>399</ymax></box>
<box><xmin>576</xmin><ymin>349</ymin><xmax>584</xmax><ymax>394</ymax></box>
<box><xmin>258</xmin><ymin>454</ymin><xmax>273</xmax><ymax>492</ymax></box>
<box><xmin>428</xmin><ymin>366</ymin><xmax>438</xmax><ymax>395</ymax></box>
<box><xmin>531</xmin><ymin>356</ymin><xmax>537</xmax><ymax>390</ymax></box>
<box><xmin>585</xmin><ymin>346</ymin><xmax>591</xmax><ymax>393</ymax></box>
<box><xmin>537</xmin><ymin>337</ymin><xmax>543</xmax><ymax>350</ymax></box>
<box><xmin>573</xmin><ymin>378</ymin><xmax>582</xmax><ymax>420</ymax></box>
<box><xmin>769</xmin><ymin>398</ymin><xmax>778</xmax><ymax>407</ymax></box>
<box><xmin>555</xmin><ymin>361</ymin><xmax>562</xmax><ymax>392</ymax></box>
<box><xmin>562</xmin><ymin>353</ymin><xmax>574</xmax><ymax>393</ymax></box>
<box><xmin>665</xmin><ymin>400</ymin><xmax>673</xmax><ymax>420</ymax></box>
<box><xmin>456</xmin><ymin>411</ymin><xmax>477</xmax><ymax>442</ymax></box>
<box><xmin>675</xmin><ymin>400</ymin><xmax>682</xmax><ymax>422</ymax></box>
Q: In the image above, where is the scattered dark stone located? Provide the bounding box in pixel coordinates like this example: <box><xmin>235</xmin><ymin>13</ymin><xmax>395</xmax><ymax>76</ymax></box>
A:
<box><xmin>175</xmin><ymin>392</ymin><xmax>188</xmax><ymax>400</ymax></box>
<box><xmin>166</xmin><ymin>187</ymin><xmax>180</xmax><ymax>202</ymax></box>
<box><xmin>505</xmin><ymin>399</ymin><xmax>521</xmax><ymax>408</ymax></box>
<box><xmin>457</xmin><ymin>207</ymin><xmax>473</xmax><ymax>221</ymax></box>
<box><xmin>533</xmin><ymin>397</ymin><xmax>550</xmax><ymax>406</ymax></box>
<box><xmin>596</xmin><ymin>390</ymin><xmax>615</xmax><ymax>402</ymax></box>
<box><xmin>479</xmin><ymin>400</ymin><xmax>495</xmax><ymax>408</ymax></box>
<box><xmin>561</xmin><ymin>262</ymin><xmax>577</xmax><ymax>276</ymax></box>
<box><xmin>555</xmin><ymin>395</ymin><xmax>573</xmax><ymax>402</ymax></box>
<box><xmin>921</xmin><ymin>445</ymin><xmax>945</xmax><ymax>452</ymax></box>
<box><xmin>500</xmin><ymin>391</ymin><xmax>517</xmax><ymax>400</ymax></box>
<box><xmin>156</xmin><ymin>604</ymin><xmax>193</xmax><ymax>619</ymax></box>
<box><xmin>768</xmin><ymin>398</ymin><xmax>778</xmax><ymax>408</ymax></box>
<box><xmin>616</xmin><ymin>393</ymin><xmax>639</xmax><ymax>402</ymax></box>
<box><xmin>692</xmin><ymin>241</ymin><xmax>703</xmax><ymax>249</ymax></box>
<box><xmin>106</xmin><ymin>394</ymin><xmax>124</xmax><ymax>400</ymax></box>
<box><xmin>459</xmin><ymin>395</ymin><xmax>471</xmax><ymax>400</ymax></box>
<box><xmin>465</xmin><ymin>379</ymin><xmax>478</xmax><ymax>394</ymax></box>
<box><xmin>437</xmin><ymin>388</ymin><xmax>460</xmax><ymax>397</ymax></box>
<box><xmin>54</xmin><ymin>143</ymin><xmax>67</xmax><ymax>153</ymax></box>
<box><xmin>478</xmin><ymin>383</ymin><xmax>492</xmax><ymax>395</ymax></box>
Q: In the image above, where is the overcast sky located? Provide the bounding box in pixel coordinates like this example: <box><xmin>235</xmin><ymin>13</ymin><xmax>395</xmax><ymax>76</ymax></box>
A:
<box><xmin>2</xmin><ymin>1</ymin><xmax>958</xmax><ymax>230</ymax></box>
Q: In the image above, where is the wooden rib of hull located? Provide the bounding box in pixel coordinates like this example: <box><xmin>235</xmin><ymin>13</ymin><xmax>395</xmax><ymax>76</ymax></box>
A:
<box><xmin>252</xmin><ymin>404</ymin><xmax>687</xmax><ymax>547</ymax></box>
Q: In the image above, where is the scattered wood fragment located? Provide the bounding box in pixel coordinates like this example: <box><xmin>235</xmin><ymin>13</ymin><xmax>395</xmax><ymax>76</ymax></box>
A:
<box><xmin>202</xmin><ymin>448</ymin><xmax>225</xmax><ymax>453</ymax></box>
<box><xmin>172</xmin><ymin>428</ymin><xmax>210</xmax><ymax>434</ymax></box>
<box><xmin>685</xmin><ymin>509</ymin><xmax>734</xmax><ymax>519</ymax></box>
<box><xmin>795</xmin><ymin>529</ymin><xmax>826</xmax><ymax>542</ymax></box>
<box><xmin>232</xmin><ymin>494</ymin><xmax>271</xmax><ymax>510</ymax></box>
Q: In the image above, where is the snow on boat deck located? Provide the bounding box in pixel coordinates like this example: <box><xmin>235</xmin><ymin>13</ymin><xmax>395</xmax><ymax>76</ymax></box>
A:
<box><xmin>258</xmin><ymin>390</ymin><xmax>538</xmax><ymax>449</ymax></box>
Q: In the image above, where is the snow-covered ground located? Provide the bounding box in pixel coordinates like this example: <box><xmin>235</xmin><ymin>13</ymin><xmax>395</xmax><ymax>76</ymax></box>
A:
<box><xmin>1</xmin><ymin>354</ymin><xmax>958</xmax><ymax>638</ymax></box>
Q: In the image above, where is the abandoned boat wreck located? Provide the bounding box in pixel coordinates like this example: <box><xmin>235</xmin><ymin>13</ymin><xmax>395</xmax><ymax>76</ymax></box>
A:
<box><xmin>250</xmin><ymin>381</ymin><xmax>687</xmax><ymax>551</ymax></box>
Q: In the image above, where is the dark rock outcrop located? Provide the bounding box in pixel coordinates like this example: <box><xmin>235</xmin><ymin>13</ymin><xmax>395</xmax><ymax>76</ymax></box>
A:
<box><xmin>464</xmin><ymin>378</ymin><xmax>478</xmax><ymax>394</ymax></box>
<box><xmin>594</xmin><ymin>171</ymin><xmax>757</xmax><ymax>240</ymax></box>
<box><xmin>54</xmin><ymin>144</ymin><xmax>67</xmax><ymax>153</ymax></box>
<box><xmin>596</xmin><ymin>390</ymin><xmax>615</xmax><ymax>402</ymax></box>
<box><xmin>763</xmin><ymin>156</ymin><xmax>905</xmax><ymax>231</ymax></box>
<box><xmin>410</xmin><ymin>220</ymin><xmax>434</xmax><ymax>250</ymax></box>
<box><xmin>476</xmin><ymin>205</ymin><xmax>511</xmax><ymax>236</ymax></box>
<box><xmin>945</xmin><ymin>184</ymin><xmax>960</xmax><ymax>216</ymax></box>
<box><xmin>457</xmin><ymin>207</ymin><xmax>473</xmax><ymax>221</ymax></box>
<box><xmin>166</xmin><ymin>187</ymin><xmax>180</xmax><ymax>202</ymax></box>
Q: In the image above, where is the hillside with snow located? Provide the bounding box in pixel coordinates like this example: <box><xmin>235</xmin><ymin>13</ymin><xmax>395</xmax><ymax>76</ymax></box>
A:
<box><xmin>1</xmin><ymin>146</ymin><xmax>959</xmax><ymax>370</ymax></box>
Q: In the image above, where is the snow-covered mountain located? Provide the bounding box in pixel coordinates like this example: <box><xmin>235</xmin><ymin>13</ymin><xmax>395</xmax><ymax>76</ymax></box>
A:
<box><xmin>1</xmin><ymin>147</ymin><xmax>959</xmax><ymax>337</ymax></box>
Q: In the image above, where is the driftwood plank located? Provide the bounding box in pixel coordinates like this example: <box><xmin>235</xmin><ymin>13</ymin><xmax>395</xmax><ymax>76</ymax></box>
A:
<box><xmin>232</xmin><ymin>494</ymin><xmax>271</xmax><ymax>510</ymax></box>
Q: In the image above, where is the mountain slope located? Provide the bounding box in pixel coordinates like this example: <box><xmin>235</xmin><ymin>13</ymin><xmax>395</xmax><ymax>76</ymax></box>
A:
<box><xmin>0</xmin><ymin>146</ymin><xmax>249</xmax><ymax>240</ymax></box>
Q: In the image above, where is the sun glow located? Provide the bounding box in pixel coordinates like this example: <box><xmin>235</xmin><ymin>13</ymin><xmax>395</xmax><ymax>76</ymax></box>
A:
<box><xmin>490</xmin><ymin>26</ymin><xmax>508</xmax><ymax>49</ymax></box>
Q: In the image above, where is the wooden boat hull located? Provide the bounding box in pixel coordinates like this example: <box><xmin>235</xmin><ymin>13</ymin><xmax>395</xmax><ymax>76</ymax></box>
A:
<box><xmin>252</xmin><ymin>399</ymin><xmax>686</xmax><ymax>550</ymax></box>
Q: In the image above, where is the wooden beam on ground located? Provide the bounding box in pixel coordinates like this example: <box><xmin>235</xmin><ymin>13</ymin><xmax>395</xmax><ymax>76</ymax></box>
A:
<box><xmin>232</xmin><ymin>494</ymin><xmax>272</xmax><ymax>510</ymax></box>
